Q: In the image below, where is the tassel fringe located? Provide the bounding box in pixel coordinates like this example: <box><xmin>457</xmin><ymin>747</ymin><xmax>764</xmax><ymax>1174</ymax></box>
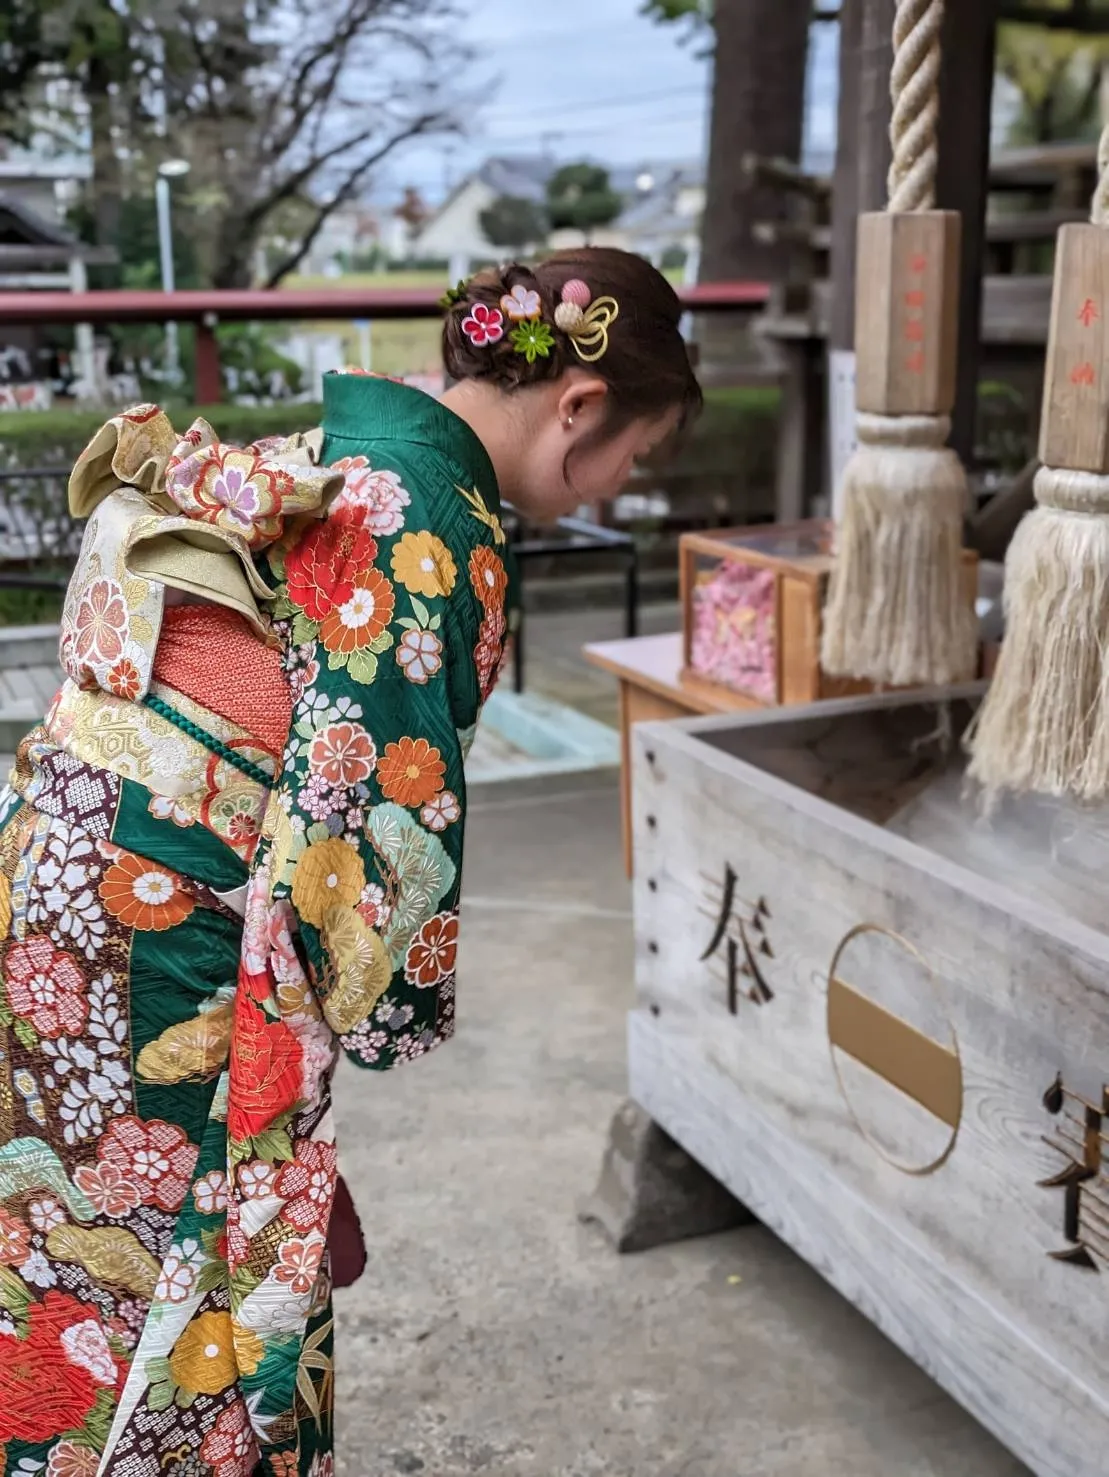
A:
<box><xmin>968</xmin><ymin>465</ymin><xmax>1109</xmax><ymax>800</ymax></box>
<box><xmin>822</xmin><ymin>411</ymin><xmax>976</xmax><ymax>688</ymax></box>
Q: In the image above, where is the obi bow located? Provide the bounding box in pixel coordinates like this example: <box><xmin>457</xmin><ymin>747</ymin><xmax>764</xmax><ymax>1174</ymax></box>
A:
<box><xmin>61</xmin><ymin>403</ymin><xmax>342</xmax><ymax>702</ymax></box>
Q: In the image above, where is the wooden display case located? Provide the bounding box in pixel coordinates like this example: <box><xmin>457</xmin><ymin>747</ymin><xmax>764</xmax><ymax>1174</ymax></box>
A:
<box><xmin>679</xmin><ymin>518</ymin><xmax>979</xmax><ymax>709</ymax></box>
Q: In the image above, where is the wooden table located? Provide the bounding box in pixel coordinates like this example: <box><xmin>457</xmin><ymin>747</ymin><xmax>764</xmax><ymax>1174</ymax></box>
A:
<box><xmin>584</xmin><ymin>632</ymin><xmax>755</xmax><ymax>877</ymax></box>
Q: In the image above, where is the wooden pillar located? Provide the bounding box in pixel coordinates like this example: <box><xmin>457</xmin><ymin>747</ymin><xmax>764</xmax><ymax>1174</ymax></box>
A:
<box><xmin>829</xmin><ymin>0</ymin><xmax>864</xmax><ymax>356</ymax></box>
<box><xmin>935</xmin><ymin>0</ymin><xmax>998</xmax><ymax>471</ymax></box>
<box><xmin>194</xmin><ymin>317</ymin><xmax>221</xmax><ymax>406</ymax></box>
<box><xmin>827</xmin><ymin>0</ymin><xmax>868</xmax><ymax>514</ymax></box>
<box><xmin>827</xmin><ymin>0</ymin><xmax>894</xmax><ymax>516</ymax></box>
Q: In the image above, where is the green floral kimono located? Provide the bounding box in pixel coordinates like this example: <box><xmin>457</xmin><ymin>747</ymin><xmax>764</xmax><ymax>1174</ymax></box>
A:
<box><xmin>0</xmin><ymin>373</ymin><xmax>515</xmax><ymax>1476</ymax></box>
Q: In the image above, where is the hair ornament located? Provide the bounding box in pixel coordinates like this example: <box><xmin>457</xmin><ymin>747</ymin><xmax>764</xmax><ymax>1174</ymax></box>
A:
<box><xmin>462</xmin><ymin>304</ymin><xmax>505</xmax><ymax>347</ymax></box>
<box><xmin>510</xmin><ymin>319</ymin><xmax>555</xmax><ymax>364</ymax></box>
<box><xmin>439</xmin><ymin>279</ymin><xmax>469</xmax><ymax>309</ymax></box>
<box><xmin>554</xmin><ymin>281</ymin><xmax>619</xmax><ymax>363</ymax></box>
<box><xmin>500</xmin><ymin>284</ymin><xmax>542</xmax><ymax>322</ymax></box>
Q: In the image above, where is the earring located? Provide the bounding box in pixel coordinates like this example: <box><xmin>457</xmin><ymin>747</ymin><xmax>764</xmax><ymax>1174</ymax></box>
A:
<box><xmin>563</xmin><ymin>416</ymin><xmax>574</xmax><ymax>430</ymax></box>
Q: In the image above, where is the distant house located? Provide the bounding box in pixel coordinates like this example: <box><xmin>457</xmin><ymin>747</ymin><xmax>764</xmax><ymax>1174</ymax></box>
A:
<box><xmin>298</xmin><ymin>203</ymin><xmax>382</xmax><ymax>277</ymax></box>
<box><xmin>411</xmin><ymin>157</ymin><xmax>553</xmax><ymax>263</ymax></box>
<box><xmin>409</xmin><ymin>155</ymin><xmax>705</xmax><ymax>268</ymax></box>
<box><xmin>612</xmin><ymin>164</ymin><xmax>704</xmax><ymax>267</ymax></box>
<box><xmin>0</xmin><ymin>191</ymin><xmax>113</xmax><ymax>291</ymax></box>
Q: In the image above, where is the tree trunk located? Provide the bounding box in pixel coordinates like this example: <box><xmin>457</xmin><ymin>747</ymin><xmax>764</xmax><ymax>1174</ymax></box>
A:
<box><xmin>699</xmin><ymin>0</ymin><xmax>812</xmax><ymax>286</ymax></box>
<box><xmin>697</xmin><ymin>0</ymin><xmax>811</xmax><ymax>373</ymax></box>
<box><xmin>86</xmin><ymin>50</ymin><xmax>123</xmax><ymax>270</ymax></box>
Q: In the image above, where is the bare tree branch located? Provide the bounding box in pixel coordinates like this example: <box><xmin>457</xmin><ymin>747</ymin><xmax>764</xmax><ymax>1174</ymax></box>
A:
<box><xmin>262</xmin><ymin>115</ymin><xmax>449</xmax><ymax>284</ymax></box>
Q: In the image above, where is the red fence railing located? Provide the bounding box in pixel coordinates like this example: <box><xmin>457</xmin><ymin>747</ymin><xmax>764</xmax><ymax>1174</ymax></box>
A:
<box><xmin>0</xmin><ymin>283</ymin><xmax>770</xmax><ymax>404</ymax></box>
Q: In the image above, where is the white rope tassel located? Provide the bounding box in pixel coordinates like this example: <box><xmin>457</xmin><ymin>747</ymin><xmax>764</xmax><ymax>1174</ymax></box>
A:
<box><xmin>967</xmin><ymin>121</ymin><xmax>1109</xmax><ymax>800</ymax></box>
<box><xmin>822</xmin><ymin>0</ymin><xmax>972</xmax><ymax>689</ymax></box>
<box><xmin>968</xmin><ymin>469</ymin><xmax>1109</xmax><ymax>799</ymax></box>
<box><xmin>822</xmin><ymin>413</ymin><xmax>976</xmax><ymax>688</ymax></box>
<box><xmin>888</xmin><ymin>0</ymin><xmax>944</xmax><ymax>213</ymax></box>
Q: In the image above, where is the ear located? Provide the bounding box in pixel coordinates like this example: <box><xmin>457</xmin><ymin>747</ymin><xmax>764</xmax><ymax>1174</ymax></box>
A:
<box><xmin>556</xmin><ymin>376</ymin><xmax>608</xmax><ymax>428</ymax></box>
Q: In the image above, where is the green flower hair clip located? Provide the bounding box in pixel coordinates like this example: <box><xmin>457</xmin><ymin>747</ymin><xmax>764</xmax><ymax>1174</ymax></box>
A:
<box><xmin>439</xmin><ymin>279</ymin><xmax>470</xmax><ymax>310</ymax></box>
<box><xmin>510</xmin><ymin>319</ymin><xmax>555</xmax><ymax>364</ymax></box>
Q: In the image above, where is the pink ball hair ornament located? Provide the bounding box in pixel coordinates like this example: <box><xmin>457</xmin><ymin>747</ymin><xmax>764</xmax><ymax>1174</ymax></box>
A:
<box><xmin>561</xmin><ymin>279</ymin><xmax>591</xmax><ymax>308</ymax></box>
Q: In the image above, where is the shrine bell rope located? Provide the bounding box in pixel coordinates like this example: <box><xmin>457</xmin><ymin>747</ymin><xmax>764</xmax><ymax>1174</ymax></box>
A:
<box><xmin>968</xmin><ymin>117</ymin><xmax>1109</xmax><ymax>800</ymax></box>
<box><xmin>821</xmin><ymin>0</ymin><xmax>976</xmax><ymax>689</ymax></box>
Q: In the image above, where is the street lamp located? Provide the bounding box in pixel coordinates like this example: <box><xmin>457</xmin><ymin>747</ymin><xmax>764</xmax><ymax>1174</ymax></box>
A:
<box><xmin>156</xmin><ymin>159</ymin><xmax>190</xmax><ymax>384</ymax></box>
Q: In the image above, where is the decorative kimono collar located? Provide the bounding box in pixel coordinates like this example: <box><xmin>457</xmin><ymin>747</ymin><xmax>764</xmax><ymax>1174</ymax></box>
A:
<box><xmin>321</xmin><ymin>372</ymin><xmax>501</xmax><ymax>509</ymax></box>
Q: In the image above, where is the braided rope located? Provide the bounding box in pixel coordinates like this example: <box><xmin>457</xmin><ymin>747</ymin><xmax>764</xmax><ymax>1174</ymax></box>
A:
<box><xmin>1093</xmin><ymin>122</ymin><xmax>1109</xmax><ymax>226</ymax></box>
<box><xmin>142</xmin><ymin>694</ymin><xmax>275</xmax><ymax>789</ymax></box>
<box><xmin>888</xmin><ymin>0</ymin><xmax>944</xmax><ymax>213</ymax></box>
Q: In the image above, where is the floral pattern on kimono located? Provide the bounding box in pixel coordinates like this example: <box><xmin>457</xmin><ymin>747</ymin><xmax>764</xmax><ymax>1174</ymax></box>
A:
<box><xmin>0</xmin><ymin>381</ymin><xmax>514</xmax><ymax>1477</ymax></box>
<box><xmin>213</xmin><ymin>375</ymin><xmax>516</xmax><ymax>1471</ymax></box>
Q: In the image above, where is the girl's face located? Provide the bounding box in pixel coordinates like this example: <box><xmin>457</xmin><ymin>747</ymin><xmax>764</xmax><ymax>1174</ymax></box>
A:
<box><xmin>515</xmin><ymin>383</ymin><xmax>682</xmax><ymax>521</ymax></box>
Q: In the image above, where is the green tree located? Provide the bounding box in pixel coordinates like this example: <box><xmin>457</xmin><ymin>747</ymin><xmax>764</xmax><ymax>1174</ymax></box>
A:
<box><xmin>641</xmin><ymin>0</ymin><xmax>711</xmax><ymax>37</ymax></box>
<box><xmin>997</xmin><ymin>21</ymin><xmax>1109</xmax><ymax>143</ymax></box>
<box><xmin>2</xmin><ymin>0</ymin><xmax>463</xmax><ymax>288</ymax></box>
<box><xmin>479</xmin><ymin>195</ymin><xmax>549</xmax><ymax>253</ymax></box>
<box><xmin>545</xmin><ymin>164</ymin><xmax>623</xmax><ymax>242</ymax></box>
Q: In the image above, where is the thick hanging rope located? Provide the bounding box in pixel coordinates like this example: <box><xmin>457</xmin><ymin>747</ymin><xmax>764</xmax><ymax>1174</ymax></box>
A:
<box><xmin>822</xmin><ymin>0</ymin><xmax>976</xmax><ymax>690</ymax></box>
<box><xmin>968</xmin><ymin>121</ymin><xmax>1109</xmax><ymax>799</ymax></box>
<box><xmin>888</xmin><ymin>0</ymin><xmax>943</xmax><ymax>212</ymax></box>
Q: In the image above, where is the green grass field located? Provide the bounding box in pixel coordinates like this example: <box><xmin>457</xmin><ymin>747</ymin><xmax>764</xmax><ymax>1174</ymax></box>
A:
<box><xmin>284</xmin><ymin>271</ymin><xmax>445</xmax><ymax>377</ymax></box>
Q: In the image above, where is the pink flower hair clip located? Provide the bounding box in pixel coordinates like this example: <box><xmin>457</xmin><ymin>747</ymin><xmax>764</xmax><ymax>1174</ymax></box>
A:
<box><xmin>462</xmin><ymin>303</ymin><xmax>505</xmax><ymax>347</ymax></box>
<box><xmin>554</xmin><ymin>279</ymin><xmax>619</xmax><ymax>363</ymax></box>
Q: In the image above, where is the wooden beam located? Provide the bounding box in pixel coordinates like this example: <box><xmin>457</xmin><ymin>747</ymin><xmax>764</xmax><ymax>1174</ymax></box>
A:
<box><xmin>753</xmin><ymin>220</ymin><xmax>831</xmax><ymax>250</ymax></box>
<box><xmin>740</xmin><ymin>153</ymin><xmax>832</xmax><ymax>202</ymax></box>
<box><xmin>969</xmin><ymin>457</ymin><xmax>1038</xmax><ymax>562</ymax></box>
<box><xmin>936</xmin><ymin>0</ymin><xmax>999</xmax><ymax>468</ymax></box>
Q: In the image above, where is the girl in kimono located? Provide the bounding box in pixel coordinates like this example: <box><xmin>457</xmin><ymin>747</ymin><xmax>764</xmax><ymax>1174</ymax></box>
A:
<box><xmin>0</xmin><ymin>248</ymin><xmax>699</xmax><ymax>1476</ymax></box>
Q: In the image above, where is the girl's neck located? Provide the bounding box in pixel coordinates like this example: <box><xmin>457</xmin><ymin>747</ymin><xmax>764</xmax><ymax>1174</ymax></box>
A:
<box><xmin>439</xmin><ymin>380</ymin><xmax>530</xmax><ymax>503</ymax></box>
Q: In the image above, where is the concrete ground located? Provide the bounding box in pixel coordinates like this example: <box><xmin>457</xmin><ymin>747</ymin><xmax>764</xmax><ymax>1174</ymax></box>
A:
<box><xmin>511</xmin><ymin>599</ymin><xmax>682</xmax><ymax>728</ymax></box>
<box><xmin>332</xmin><ymin>767</ymin><xmax>1029</xmax><ymax>1477</ymax></box>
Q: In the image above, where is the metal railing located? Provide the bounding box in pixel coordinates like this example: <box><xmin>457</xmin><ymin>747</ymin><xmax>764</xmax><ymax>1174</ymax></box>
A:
<box><xmin>506</xmin><ymin>515</ymin><xmax>639</xmax><ymax>694</ymax></box>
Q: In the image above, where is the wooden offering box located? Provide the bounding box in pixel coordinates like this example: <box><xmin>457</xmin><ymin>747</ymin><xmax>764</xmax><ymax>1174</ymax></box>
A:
<box><xmin>679</xmin><ymin>519</ymin><xmax>978</xmax><ymax>708</ymax></box>
<box><xmin>630</xmin><ymin>688</ymin><xmax>1109</xmax><ymax>1477</ymax></box>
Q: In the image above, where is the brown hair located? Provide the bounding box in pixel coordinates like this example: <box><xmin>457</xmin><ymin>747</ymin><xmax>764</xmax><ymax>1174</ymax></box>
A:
<box><xmin>441</xmin><ymin>247</ymin><xmax>702</xmax><ymax>435</ymax></box>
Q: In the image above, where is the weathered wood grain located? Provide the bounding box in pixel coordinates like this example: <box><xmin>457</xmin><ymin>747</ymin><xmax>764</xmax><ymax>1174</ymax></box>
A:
<box><xmin>853</xmin><ymin>211</ymin><xmax>962</xmax><ymax>416</ymax></box>
<box><xmin>628</xmin><ymin>688</ymin><xmax>1109</xmax><ymax>1477</ymax></box>
<box><xmin>1039</xmin><ymin>224</ymin><xmax>1109</xmax><ymax>473</ymax></box>
<box><xmin>628</xmin><ymin>1009</ymin><xmax>1102</xmax><ymax>1477</ymax></box>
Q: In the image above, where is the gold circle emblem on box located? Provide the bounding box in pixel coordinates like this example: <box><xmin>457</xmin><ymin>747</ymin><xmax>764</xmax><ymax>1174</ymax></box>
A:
<box><xmin>827</xmin><ymin>924</ymin><xmax>963</xmax><ymax>1176</ymax></box>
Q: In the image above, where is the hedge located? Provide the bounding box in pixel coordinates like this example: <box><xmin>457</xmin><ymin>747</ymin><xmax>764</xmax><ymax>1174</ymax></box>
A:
<box><xmin>0</xmin><ymin>402</ymin><xmax>325</xmax><ymax>473</ymax></box>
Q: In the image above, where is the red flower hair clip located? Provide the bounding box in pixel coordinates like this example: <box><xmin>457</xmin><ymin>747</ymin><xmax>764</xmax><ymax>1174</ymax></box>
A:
<box><xmin>462</xmin><ymin>304</ymin><xmax>505</xmax><ymax>347</ymax></box>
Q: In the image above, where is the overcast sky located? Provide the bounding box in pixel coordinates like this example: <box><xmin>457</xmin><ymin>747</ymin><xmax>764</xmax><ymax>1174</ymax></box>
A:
<box><xmin>375</xmin><ymin>0</ymin><xmax>838</xmax><ymax>202</ymax></box>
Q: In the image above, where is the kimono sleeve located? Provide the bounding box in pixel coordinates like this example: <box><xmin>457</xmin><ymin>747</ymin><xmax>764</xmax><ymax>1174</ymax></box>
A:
<box><xmin>272</xmin><ymin>584</ymin><xmax>471</xmax><ymax>1074</ymax></box>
